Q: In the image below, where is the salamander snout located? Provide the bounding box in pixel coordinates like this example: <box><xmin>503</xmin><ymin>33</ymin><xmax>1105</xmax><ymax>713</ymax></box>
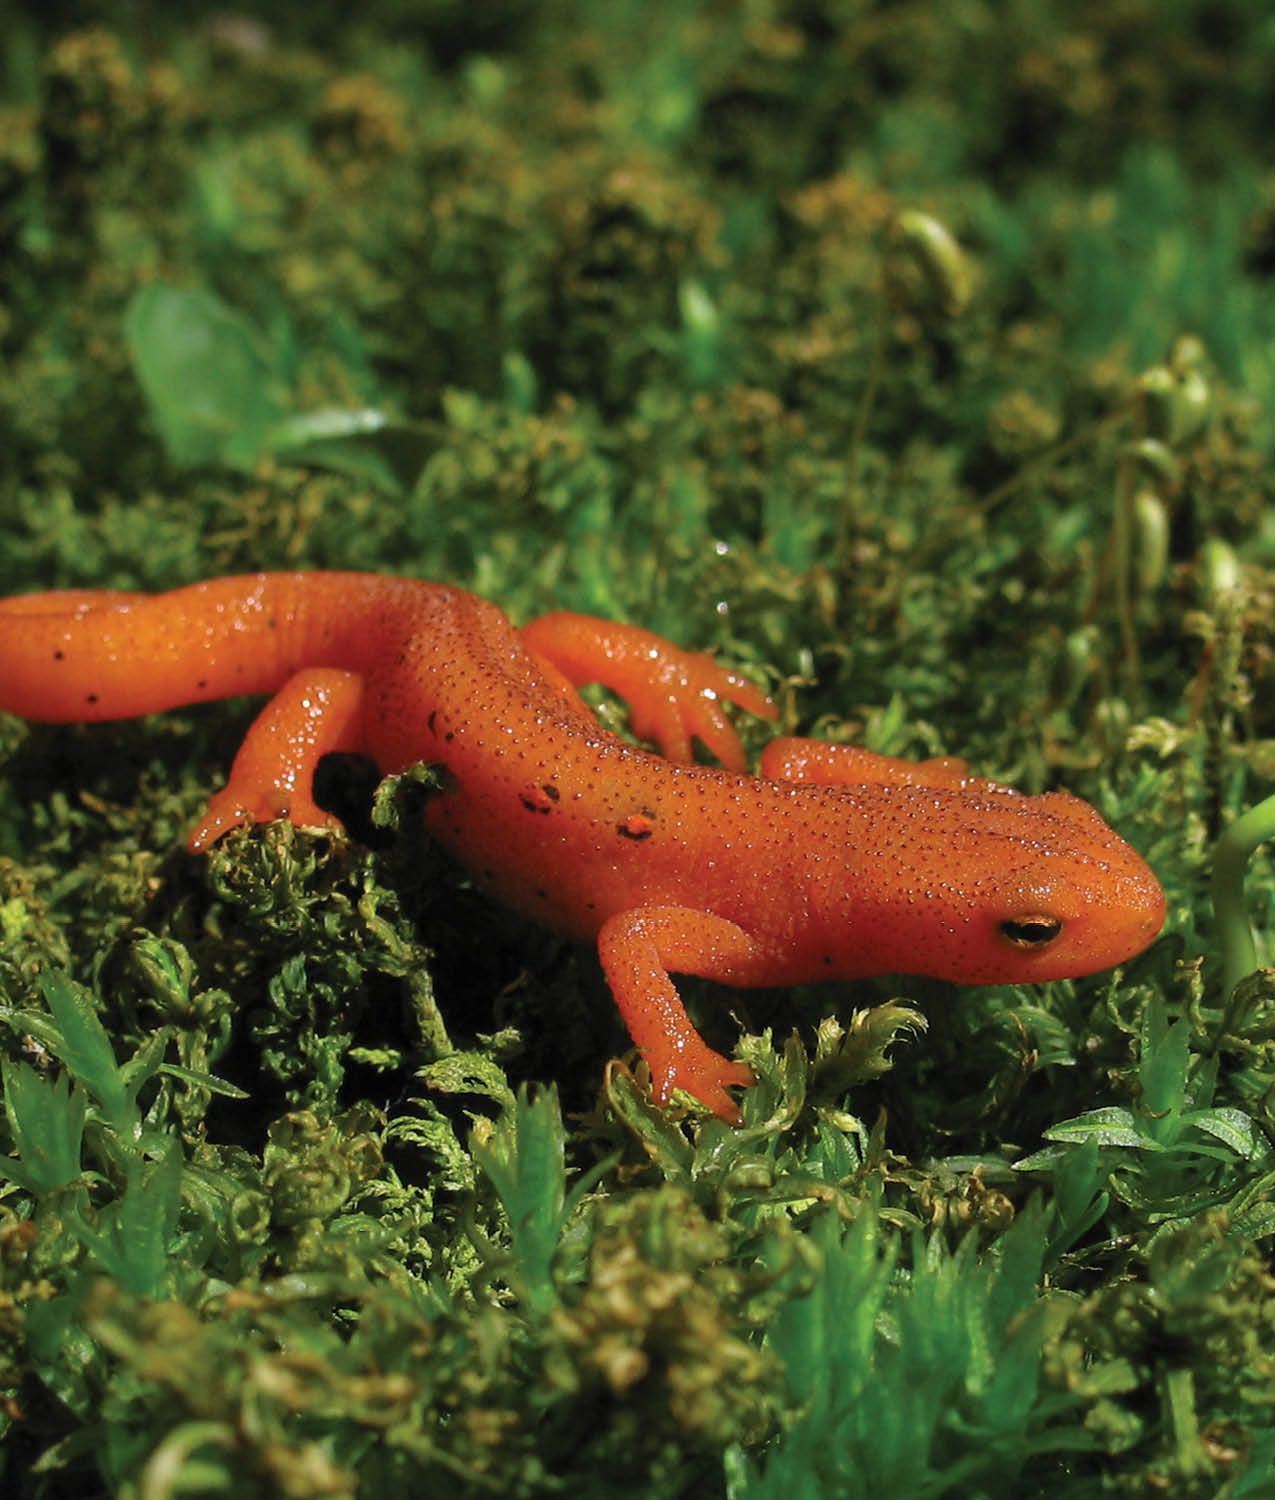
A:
<box><xmin>857</xmin><ymin>785</ymin><xmax>1168</xmax><ymax>986</ymax></box>
<box><xmin>973</xmin><ymin>803</ymin><xmax>1166</xmax><ymax>982</ymax></box>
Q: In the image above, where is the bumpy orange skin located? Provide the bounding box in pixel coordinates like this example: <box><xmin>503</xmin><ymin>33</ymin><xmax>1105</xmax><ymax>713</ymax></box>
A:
<box><xmin>0</xmin><ymin>573</ymin><xmax>1165</xmax><ymax>1121</ymax></box>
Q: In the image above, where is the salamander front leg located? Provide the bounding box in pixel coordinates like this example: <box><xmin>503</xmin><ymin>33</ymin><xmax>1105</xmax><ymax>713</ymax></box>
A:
<box><xmin>520</xmin><ymin>612</ymin><xmax>776</xmax><ymax>770</ymax></box>
<box><xmin>596</xmin><ymin>906</ymin><xmax>768</xmax><ymax>1123</ymax></box>
<box><xmin>187</xmin><ymin>668</ymin><xmax>368</xmax><ymax>852</ymax></box>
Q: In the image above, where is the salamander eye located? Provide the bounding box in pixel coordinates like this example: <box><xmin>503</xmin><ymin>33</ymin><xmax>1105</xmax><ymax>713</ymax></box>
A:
<box><xmin>999</xmin><ymin>914</ymin><xmax>1063</xmax><ymax>950</ymax></box>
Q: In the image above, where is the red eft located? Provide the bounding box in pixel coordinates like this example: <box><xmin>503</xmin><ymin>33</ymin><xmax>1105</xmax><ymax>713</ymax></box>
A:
<box><xmin>0</xmin><ymin>573</ymin><xmax>1165</xmax><ymax>1121</ymax></box>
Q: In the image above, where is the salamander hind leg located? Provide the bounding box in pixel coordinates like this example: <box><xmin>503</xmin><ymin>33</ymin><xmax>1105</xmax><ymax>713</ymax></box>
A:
<box><xmin>520</xmin><ymin>612</ymin><xmax>776</xmax><ymax>770</ymax></box>
<box><xmin>187</xmin><ymin>668</ymin><xmax>368</xmax><ymax>852</ymax></box>
<box><xmin>596</xmin><ymin>906</ymin><xmax>766</xmax><ymax>1123</ymax></box>
<box><xmin>760</xmin><ymin>737</ymin><xmax>998</xmax><ymax>790</ymax></box>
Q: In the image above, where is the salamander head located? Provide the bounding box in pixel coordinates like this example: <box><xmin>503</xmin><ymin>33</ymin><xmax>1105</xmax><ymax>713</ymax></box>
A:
<box><xmin>839</xmin><ymin>786</ymin><xmax>1165</xmax><ymax>984</ymax></box>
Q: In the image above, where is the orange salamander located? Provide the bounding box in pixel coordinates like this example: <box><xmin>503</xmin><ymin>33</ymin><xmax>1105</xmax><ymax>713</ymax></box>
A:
<box><xmin>0</xmin><ymin>573</ymin><xmax>1165</xmax><ymax>1121</ymax></box>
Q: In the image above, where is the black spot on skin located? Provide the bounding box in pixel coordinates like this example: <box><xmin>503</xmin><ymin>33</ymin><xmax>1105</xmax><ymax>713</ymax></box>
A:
<box><xmin>542</xmin><ymin>783</ymin><xmax>560</xmax><ymax>801</ymax></box>
<box><xmin>53</xmin><ymin>650</ymin><xmax>64</xmax><ymax>661</ymax></box>
<box><xmin>617</xmin><ymin>807</ymin><xmax>657</xmax><ymax>841</ymax></box>
<box><xmin>428</xmin><ymin>710</ymin><xmax>437</xmax><ymax>734</ymax></box>
<box><xmin>196</xmin><ymin>679</ymin><xmax>208</xmax><ymax>690</ymax></box>
<box><xmin>86</xmin><ymin>693</ymin><xmax>98</xmax><ymax>704</ymax></box>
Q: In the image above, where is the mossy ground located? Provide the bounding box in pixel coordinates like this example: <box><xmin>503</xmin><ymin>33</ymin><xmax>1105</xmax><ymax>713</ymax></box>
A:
<box><xmin>3</xmin><ymin>4</ymin><xmax>1275</xmax><ymax>1497</ymax></box>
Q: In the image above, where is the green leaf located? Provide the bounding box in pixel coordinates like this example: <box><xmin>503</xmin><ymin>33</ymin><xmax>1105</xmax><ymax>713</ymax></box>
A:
<box><xmin>1183</xmin><ymin>1107</ymin><xmax>1265</xmax><ymax>1159</ymax></box>
<box><xmin>125</xmin><ymin>284</ymin><xmax>285</xmax><ymax>469</ymax></box>
<box><xmin>118</xmin><ymin>1029</ymin><xmax>171</xmax><ymax>1119</ymax></box>
<box><xmin>1012</xmin><ymin>1144</ymin><xmax>1072</xmax><ymax>1173</ymax></box>
<box><xmin>736</xmin><ymin>1200</ymin><xmax>1087</xmax><ymax>1497</ymax></box>
<box><xmin>603</xmin><ymin>1065</ymin><xmax>695</xmax><ymax>1183</ymax></box>
<box><xmin>501</xmin><ymin>349</ymin><xmax>539</xmax><ymax>414</ymax></box>
<box><xmin>1225</xmin><ymin>1168</ymin><xmax>1275</xmax><ymax>1239</ymax></box>
<box><xmin>70</xmin><ymin>1139</ymin><xmax>183</xmax><ymax>1298</ymax></box>
<box><xmin>156</xmin><ymin>1063</ymin><xmax>250</xmax><ymax>1099</ymax></box>
<box><xmin>37</xmin><ymin>971</ymin><xmax>133</xmax><ymax>1132</ymax></box>
<box><xmin>1138</xmin><ymin>992</ymin><xmax>1190</xmax><ymax>1136</ymax></box>
<box><xmin>0</xmin><ymin>1059</ymin><xmax>87</xmax><ymax>1194</ymax></box>
<box><xmin>811</xmin><ymin>1004</ymin><xmax>928</xmax><ymax>1094</ymax></box>
<box><xmin>471</xmin><ymin>1086</ymin><xmax>613</xmax><ymax>1317</ymax></box>
<box><xmin>1041</xmin><ymin>1136</ymin><xmax>1111</xmax><ymax>1266</ymax></box>
<box><xmin>1044</xmin><ymin>1107</ymin><xmax>1148</xmax><ymax>1149</ymax></box>
<box><xmin>22</xmin><ymin>1296</ymin><xmax>96</xmax><ymax>1420</ymax></box>
<box><xmin>418</xmin><ymin>1050</ymin><xmax>516</xmax><ymax>1112</ymax></box>
<box><xmin>1231</xmin><ymin>1199</ymin><xmax>1275</xmax><ymax>1239</ymax></box>
<box><xmin>264</xmin><ymin>408</ymin><xmax>442</xmax><ymax>497</ymax></box>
